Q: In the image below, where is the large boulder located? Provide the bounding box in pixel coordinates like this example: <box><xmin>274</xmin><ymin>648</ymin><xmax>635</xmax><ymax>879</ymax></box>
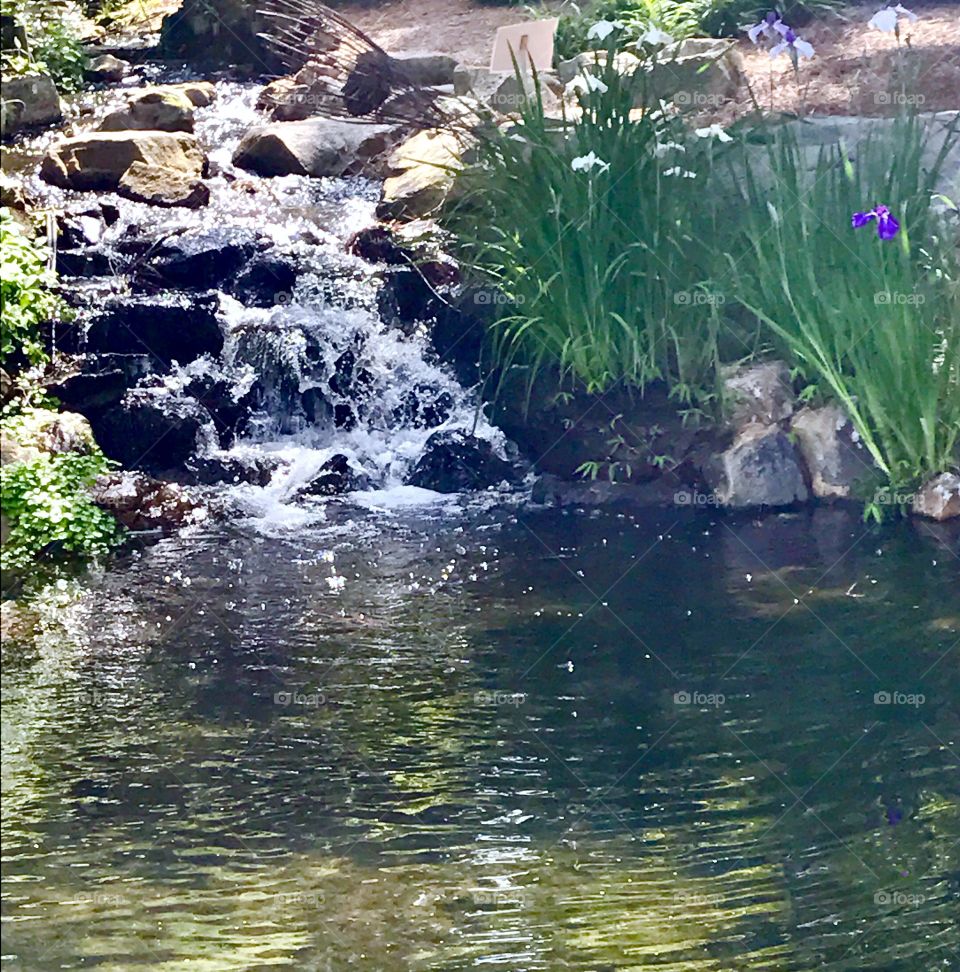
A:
<box><xmin>40</xmin><ymin>131</ymin><xmax>206</xmax><ymax>193</ymax></box>
<box><xmin>233</xmin><ymin>118</ymin><xmax>395</xmax><ymax>178</ymax></box>
<box><xmin>912</xmin><ymin>472</ymin><xmax>960</xmax><ymax>522</ymax></box>
<box><xmin>395</xmin><ymin>53</ymin><xmax>458</xmax><ymax>87</ymax></box>
<box><xmin>706</xmin><ymin>424</ymin><xmax>808</xmax><ymax>508</ymax></box>
<box><xmin>454</xmin><ymin>66</ymin><xmax>562</xmax><ymax>114</ymax></box>
<box><xmin>377</xmin><ymin>129</ymin><xmax>466</xmax><ymax>220</ymax></box>
<box><xmin>790</xmin><ymin>405</ymin><xmax>872</xmax><ymax>499</ymax></box>
<box><xmin>406</xmin><ymin>430</ymin><xmax>516</xmax><ymax>493</ymax></box>
<box><xmin>82</xmin><ymin>293</ymin><xmax>223</xmax><ymax>367</ymax></box>
<box><xmin>92</xmin><ymin>389</ymin><xmax>216</xmax><ymax>472</ymax></box>
<box><xmin>98</xmin><ymin>88</ymin><xmax>196</xmax><ymax>133</ymax></box>
<box><xmin>0</xmin><ymin>74</ymin><xmax>62</xmax><ymax>137</ymax></box>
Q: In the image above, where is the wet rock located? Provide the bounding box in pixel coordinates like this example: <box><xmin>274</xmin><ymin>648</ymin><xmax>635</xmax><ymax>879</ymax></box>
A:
<box><xmin>90</xmin><ymin>470</ymin><xmax>203</xmax><ymax>532</ymax></box>
<box><xmin>85</xmin><ymin>54</ymin><xmax>130</xmax><ymax>83</ymax></box>
<box><xmin>377</xmin><ymin>267</ymin><xmax>440</xmax><ymax>331</ymax></box>
<box><xmin>229</xmin><ymin>252</ymin><xmax>301</xmax><ymax>307</ymax></box>
<box><xmin>429</xmin><ymin>292</ymin><xmax>488</xmax><ymax>387</ymax></box>
<box><xmin>790</xmin><ymin>405</ymin><xmax>872</xmax><ymax>499</ymax></box>
<box><xmin>302</xmin><ymin>454</ymin><xmax>370</xmax><ymax>496</ymax></box>
<box><xmin>40</xmin><ymin>131</ymin><xmax>206</xmax><ymax>192</ymax></box>
<box><xmin>394</xmin><ymin>385</ymin><xmax>454</xmax><ymax>428</ymax></box>
<box><xmin>0</xmin><ymin>410</ymin><xmax>96</xmax><ymax>465</ymax></box>
<box><xmin>56</xmin><ymin>210</ymin><xmax>105</xmax><ymax>249</ymax></box>
<box><xmin>99</xmin><ymin>87</ymin><xmax>196</xmax><ymax>133</ymax></box>
<box><xmin>532</xmin><ymin>473</ymin><xmax>681</xmax><ymax>509</ymax></box>
<box><xmin>233</xmin><ymin>118</ymin><xmax>395</xmax><ymax>178</ymax></box>
<box><xmin>912</xmin><ymin>472</ymin><xmax>960</xmax><ymax>522</ymax></box>
<box><xmin>173</xmin><ymin>453</ymin><xmax>279</xmax><ymax>487</ymax></box>
<box><xmin>181</xmin><ymin>369</ymin><xmax>257</xmax><ymax>447</ymax></box>
<box><xmin>83</xmin><ymin>293</ymin><xmax>223</xmax><ymax>367</ymax></box>
<box><xmin>257</xmin><ymin>78</ymin><xmax>312</xmax><ymax>122</ymax></box>
<box><xmin>721</xmin><ymin>360</ymin><xmax>795</xmax><ymax>430</ymax></box>
<box><xmin>406</xmin><ymin>430</ymin><xmax>516</xmax><ymax>493</ymax></box>
<box><xmin>706</xmin><ymin>425</ymin><xmax>808</xmax><ymax>508</ymax></box>
<box><xmin>92</xmin><ymin>389</ymin><xmax>216</xmax><ymax>473</ymax></box>
<box><xmin>118</xmin><ymin>161</ymin><xmax>209</xmax><ymax>209</ymax></box>
<box><xmin>0</xmin><ymin>74</ymin><xmax>62</xmax><ymax>137</ymax></box>
<box><xmin>139</xmin><ymin>228</ymin><xmax>262</xmax><ymax>290</ymax></box>
<box><xmin>46</xmin><ymin>354</ymin><xmax>155</xmax><ymax>414</ymax></box>
<box><xmin>377</xmin><ymin>129</ymin><xmax>465</xmax><ymax>220</ymax></box>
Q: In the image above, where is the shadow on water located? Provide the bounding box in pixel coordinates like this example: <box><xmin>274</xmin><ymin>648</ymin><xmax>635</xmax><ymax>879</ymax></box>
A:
<box><xmin>2</xmin><ymin>503</ymin><xmax>958</xmax><ymax>970</ymax></box>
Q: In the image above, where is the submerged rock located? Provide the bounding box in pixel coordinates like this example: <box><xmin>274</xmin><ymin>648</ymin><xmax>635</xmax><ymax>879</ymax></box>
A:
<box><xmin>0</xmin><ymin>74</ymin><xmax>62</xmax><ymax>137</ymax></box>
<box><xmin>93</xmin><ymin>389</ymin><xmax>216</xmax><ymax>473</ymax></box>
<box><xmin>406</xmin><ymin>430</ymin><xmax>516</xmax><ymax>493</ymax></box>
<box><xmin>233</xmin><ymin>118</ymin><xmax>395</xmax><ymax>178</ymax></box>
<box><xmin>791</xmin><ymin>405</ymin><xmax>871</xmax><ymax>499</ymax></box>
<box><xmin>40</xmin><ymin>131</ymin><xmax>206</xmax><ymax>193</ymax></box>
<box><xmin>82</xmin><ymin>293</ymin><xmax>223</xmax><ymax>367</ymax></box>
<box><xmin>90</xmin><ymin>471</ymin><xmax>203</xmax><ymax>531</ymax></box>
<box><xmin>707</xmin><ymin>425</ymin><xmax>808</xmax><ymax>508</ymax></box>
<box><xmin>913</xmin><ymin>472</ymin><xmax>960</xmax><ymax>522</ymax></box>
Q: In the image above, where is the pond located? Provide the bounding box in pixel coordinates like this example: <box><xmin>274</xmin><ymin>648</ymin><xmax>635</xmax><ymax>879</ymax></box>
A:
<box><xmin>3</xmin><ymin>504</ymin><xmax>958</xmax><ymax>970</ymax></box>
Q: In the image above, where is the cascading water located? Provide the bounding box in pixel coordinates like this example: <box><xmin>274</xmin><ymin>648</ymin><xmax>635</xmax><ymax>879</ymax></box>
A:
<box><xmin>23</xmin><ymin>76</ymin><xmax>514</xmax><ymax>526</ymax></box>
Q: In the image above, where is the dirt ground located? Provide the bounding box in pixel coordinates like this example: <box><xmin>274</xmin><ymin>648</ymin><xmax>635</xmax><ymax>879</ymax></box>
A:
<box><xmin>351</xmin><ymin>0</ymin><xmax>959</xmax><ymax>117</ymax></box>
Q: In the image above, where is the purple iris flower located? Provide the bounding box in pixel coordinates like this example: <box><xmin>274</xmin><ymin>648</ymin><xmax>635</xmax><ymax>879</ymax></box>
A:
<box><xmin>852</xmin><ymin>204</ymin><xmax>900</xmax><ymax>240</ymax></box>
<box><xmin>747</xmin><ymin>11</ymin><xmax>784</xmax><ymax>44</ymax></box>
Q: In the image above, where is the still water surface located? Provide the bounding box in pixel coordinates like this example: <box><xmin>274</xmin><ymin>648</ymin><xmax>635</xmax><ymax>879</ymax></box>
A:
<box><xmin>2</xmin><ymin>503</ymin><xmax>958</xmax><ymax>970</ymax></box>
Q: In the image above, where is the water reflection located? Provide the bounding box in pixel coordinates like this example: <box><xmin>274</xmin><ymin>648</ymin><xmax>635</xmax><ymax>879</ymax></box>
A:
<box><xmin>2</xmin><ymin>506</ymin><xmax>958</xmax><ymax>969</ymax></box>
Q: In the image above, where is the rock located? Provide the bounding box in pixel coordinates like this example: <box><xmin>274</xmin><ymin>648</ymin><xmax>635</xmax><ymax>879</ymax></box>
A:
<box><xmin>454</xmin><ymin>65</ymin><xmax>562</xmax><ymax>114</ymax></box>
<box><xmin>83</xmin><ymin>293</ymin><xmax>223</xmax><ymax>367</ymax></box>
<box><xmin>0</xmin><ymin>169</ymin><xmax>31</xmax><ymax>210</ymax></box>
<box><xmin>559</xmin><ymin>39</ymin><xmax>741</xmax><ymax>106</ymax></box>
<box><xmin>790</xmin><ymin>405</ymin><xmax>872</xmax><ymax>499</ymax></box>
<box><xmin>377</xmin><ymin>129</ymin><xmax>465</xmax><ymax>220</ymax></box>
<box><xmin>302</xmin><ymin>454</ymin><xmax>370</xmax><ymax>496</ymax></box>
<box><xmin>0</xmin><ymin>74</ymin><xmax>62</xmax><ymax>136</ymax></box>
<box><xmin>377</xmin><ymin>267</ymin><xmax>440</xmax><ymax>332</ymax></box>
<box><xmin>721</xmin><ymin>360</ymin><xmax>795</xmax><ymax>429</ymax></box>
<box><xmin>118</xmin><ymin>161</ymin><xmax>210</xmax><ymax>209</ymax></box>
<box><xmin>40</xmin><ymin>131</ymin><xmax>206</xmax><ymax>192</ymax></box>
<box><xmin>99</xmin><ymin>88</ymin><xmax>196</xmax><ymax>133</ymax></box>
<box><xmin>181</xmin><ymin>369</ymin><xmax>257</xmax><ymax>447</ymax></box>
<box><xmin>174</xmin><ymin>453</ymin><xmax>279</xmax><ymax>487</ymax></box>
<box><xmin>233</xmin><ymin>118</ymin><xmax>395</xmax><ymax>178</ymax></box>
<box><xmin>406</xmin><ymin>430</ymin><xmax>516</xmax><ymax>492</ymax></box>
<box><xmin>229</xmin><ymin>252</ymin><xmax>301</xmax><ymax>307</ymax></box>
<box><xmin>257</xmin><ymin>78</ymin><xmax>310</xmax><ymax>122</ymax></box>
<box><xmin>395</xmin><ymin>53</ymin><xmax>458</xmax><ymax>87</ymax></box>
<box><xmin>90</xmin><ymin>470</ymin><xmax>203</xmax><ymax>531</ymax></box>
<box><xmin>92</xmin><ymin>389</ymin><xmax>216</xmax><ymax>473</ymax></box>
<box><xmin>46</xmin><ymin>354</ymin><xmax>156</xmax><ymax>414</ymax></box>
<box><xmin>139</xmin><ymin>228</ymin><xmax>262</xmax><ymax>290</ymax></box>
<box><xmin>158</xmin><ymin>0</ymin><xmax>277</xmax><ymax>72</ymax></box>
<box><xmin>85</xmin><ymin>54</ymin><xmax>130</xmax><ymax>83</ymax></box>
<box><xmin>532</xmin><ymin>472</ymin><xmax>681</xmax><ymax>508</ymax></box>
<box><xmin>168</xmin><ymin>82</ymin><xmax>217</xmax><ymax>108</ymax></box>
<box><xmin>912</xmin><ymin>472</ymin><xmax>960</xmax><ymax>521</ymax></box>
<box><xmin>707</xmin><ymin>425</ymin><xmax>808</xmax><ymax>508</ymax></box>
<box><xmin>393</xmin><ymin>384</ymin><xmax>455</xmax><ymax>429</ymax></box>
<box><xmin>0</xmin><ymin>410</ymin><xmax>96</xmax><ymax>465</ymax></box>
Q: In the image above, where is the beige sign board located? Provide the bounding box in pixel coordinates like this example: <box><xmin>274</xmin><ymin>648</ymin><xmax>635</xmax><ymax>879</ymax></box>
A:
<box><xmin>489</xmin><ymin>18</ymin><xmax>559</xmax><ymax>73</ymax></box>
